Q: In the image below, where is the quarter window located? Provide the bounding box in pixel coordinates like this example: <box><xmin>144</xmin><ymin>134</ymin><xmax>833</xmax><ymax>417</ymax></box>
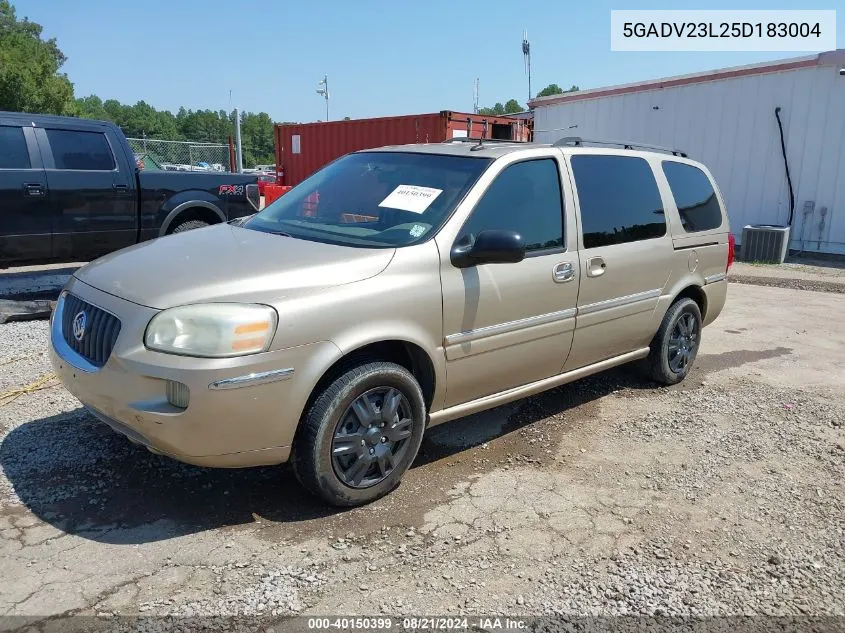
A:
<box><xmin>662</xmin><ymin>161</ymin><xmax>723</xmax><ymax>232</ymax></box>
<box><xmin>571</xmin><ymin>155</ymin><xmax>666</xmax><ymax>249</ymax></box>
<box><xmin>458</xmin><ymin>158</ymin><xmax>564</xmax><ymax>253</ymax></box>
<box><xmin>0</xmin><ymin>126</ymin><xmax>31</xmax><ymax>169</ymax></box>
<box><xmin>46</xmin><ymin>129</ymin><xmax>115</xmax><ymax>171</ymax></box>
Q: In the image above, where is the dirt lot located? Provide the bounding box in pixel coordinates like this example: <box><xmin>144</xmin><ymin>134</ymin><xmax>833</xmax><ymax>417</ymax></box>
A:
<box><xmin>1</xmin><ymin>281</ymin><xmax>843</xmax><ymax>624</ymax></box>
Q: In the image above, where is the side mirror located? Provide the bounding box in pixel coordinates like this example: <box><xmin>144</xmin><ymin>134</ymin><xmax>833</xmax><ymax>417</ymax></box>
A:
<box><xmin>450</xmin><ymin>229</ymin><xmax>526</xmax><ymax>268</ymax></box>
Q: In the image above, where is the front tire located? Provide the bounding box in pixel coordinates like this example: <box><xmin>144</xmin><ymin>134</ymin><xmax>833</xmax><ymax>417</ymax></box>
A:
<box><xmin>171</xmin><ymin>219</ymin><xmax>209</xmax><ymax>234</ymax></box>
<box><xmin>646</xmin><ymin>297</ymin><xmax>702</xmax><ymax>385</ymax></box>
<box><xmin>292</xmin><ymin>362</ymin><xmax>426</xmax><ymax>507</ymax></box>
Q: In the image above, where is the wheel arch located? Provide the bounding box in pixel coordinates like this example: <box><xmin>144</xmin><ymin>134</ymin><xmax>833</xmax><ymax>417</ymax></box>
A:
<box><xmin>159</xmin><ymin>200</ymin><xmax>226</xmax><ymax>236</ymax></box>
<box><xmin>302</xmin><ymin>339</ymin><xmax>439</xmax><ymax>420</ymax></box>
<box><xmin>673</xmin><ymin>284</ymin><xmax>708</xmax><ymax>319</ymax></box>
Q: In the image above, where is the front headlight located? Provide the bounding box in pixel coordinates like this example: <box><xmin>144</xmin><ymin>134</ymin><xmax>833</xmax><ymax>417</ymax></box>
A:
<box><xmin>145</xmin><ymin>303</ymin><xmax>278</xmax><ymax>357</ymax></box>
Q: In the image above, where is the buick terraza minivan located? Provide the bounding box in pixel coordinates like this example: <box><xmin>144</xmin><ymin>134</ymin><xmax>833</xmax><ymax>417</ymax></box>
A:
<box><xmin>50</xmin><ymin>137</ymin><xmax>732</xmax><ymax>506</ymax></box>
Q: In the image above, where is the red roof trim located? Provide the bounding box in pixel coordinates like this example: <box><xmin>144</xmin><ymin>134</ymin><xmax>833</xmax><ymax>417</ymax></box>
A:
<box><xmin>529</xmin><ymin>55</ymin><xmax>822</xmax><ymax>108</ymax></box>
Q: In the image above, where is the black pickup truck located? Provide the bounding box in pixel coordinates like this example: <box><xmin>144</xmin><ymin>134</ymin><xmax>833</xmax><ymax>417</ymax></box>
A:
<box><xmin>0</xmin><ymin>111</ymin><xmax>260</xmax><ymax>266</ymax></box>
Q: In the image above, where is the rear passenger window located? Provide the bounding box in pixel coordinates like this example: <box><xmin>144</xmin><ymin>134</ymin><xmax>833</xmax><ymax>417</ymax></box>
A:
<box><xmin>571</xmin><ymin>155</ymin><xmax>666</xmax><ymax>249</ymax></box>
<box><xmin>0</xmin><ymin>126</ymin><xmax>31</xmax><ymax>169</ymax></box>
<box><xmin>46</xmin><ymin>129</ymin><xmax>115</xmax><ymax>171</ymax></box>
<box><xmin>459</xmin><ymin>158</ymin><xmax>564</xmax><ymax>253</ymax></box>
<box><xmin>662</xmin><ymin>161</ymin><xmax>723</xmax><ymax>232</ymax></box>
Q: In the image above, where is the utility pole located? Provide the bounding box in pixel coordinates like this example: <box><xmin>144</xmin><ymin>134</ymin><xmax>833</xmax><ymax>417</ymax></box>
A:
<box><xmin>316</xmin><ymin>75</ymin><xmax>329</xmax><ymax>121</ymax></box>
<box><xmin>522</xmin><ymin>31</ymin><xmax>531</xmax><ymax>103</ymax></box>
<box><xmin>233</xmin><ymin>107</ymin><xmax>243</xmax><ymax>173</ymax></box>
<box><xmin>473</xmin><ymin>78</ymin><xmax>479</xmax><ymax>114</ymax></box>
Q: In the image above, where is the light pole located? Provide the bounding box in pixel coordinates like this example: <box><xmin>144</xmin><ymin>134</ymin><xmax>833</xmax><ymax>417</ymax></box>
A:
<box><xmin>233</xmin><ymin>107</ymin><xmax>243</xmax><ymax>173</ymax></box>
<box><xmin>316</xmin><ymin>75</ymin><xmax>329</xmax><ymax>121</ymax></box>
<box><xmin>522</xmin><ymin>31</ymin><xmax>531</xmax><ymax>103</ymax></box>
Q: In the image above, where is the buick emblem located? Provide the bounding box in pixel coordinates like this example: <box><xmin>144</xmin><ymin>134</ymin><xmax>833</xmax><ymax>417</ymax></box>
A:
<box><xmin>72</xmin><ymin>311</ymin><xmax>87</xmax><ymax>342</ymax></box>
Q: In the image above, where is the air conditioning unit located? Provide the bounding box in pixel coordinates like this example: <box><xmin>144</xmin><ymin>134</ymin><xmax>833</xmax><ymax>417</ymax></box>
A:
<box><xmin>739</xmin><ymin>225</ymin><xmax>791</xmax><ymax>264</ymax></box>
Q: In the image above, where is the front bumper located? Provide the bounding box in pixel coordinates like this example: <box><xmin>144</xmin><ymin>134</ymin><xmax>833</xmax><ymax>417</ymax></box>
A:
<box><xmin>49</xmin><ymin>278</ymin><xmax>341</xmax><ymax>468</ymax></box>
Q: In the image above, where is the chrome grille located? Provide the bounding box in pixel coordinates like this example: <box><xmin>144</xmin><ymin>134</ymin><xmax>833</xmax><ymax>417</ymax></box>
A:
<box><xmin>60</xmin><ymin>294</ymin><xmax>121</xmax><ymax>368</ymax></box>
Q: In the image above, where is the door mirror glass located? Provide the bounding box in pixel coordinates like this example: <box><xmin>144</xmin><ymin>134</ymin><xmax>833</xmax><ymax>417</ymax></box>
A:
<box><xmin>451</xmin><ymin>229</ymin><xmax>526</xmax><ymax>268</ymax></box>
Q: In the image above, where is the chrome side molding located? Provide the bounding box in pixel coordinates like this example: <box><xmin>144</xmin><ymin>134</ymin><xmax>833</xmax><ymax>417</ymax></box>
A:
<box><xmin>577</xmin><ymin>288</ymin><xmax>661</xmax><ymax>316</ymax></box>
<box><xmin>445</xmin><ymin>307</ymin><xmax>577</xmax><ymax>346</ymax></box>
<box><xmin>208</xmin><ymin>367</ymin><xmax>295</xmax><ymax>390</ymax></box>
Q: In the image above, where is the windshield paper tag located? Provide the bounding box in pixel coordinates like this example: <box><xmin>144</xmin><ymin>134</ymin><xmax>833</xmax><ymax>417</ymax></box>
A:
<box><xmin>378</xmin><ymin>185</ymin><xmax>442</xmax><ymax>214</ymax></box>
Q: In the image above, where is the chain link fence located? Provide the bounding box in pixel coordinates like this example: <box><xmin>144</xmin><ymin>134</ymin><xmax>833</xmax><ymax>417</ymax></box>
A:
<box><xmin>126</xmin><ymin>138</ymin><xmax>233</xmax><ymax>172</ymax></box>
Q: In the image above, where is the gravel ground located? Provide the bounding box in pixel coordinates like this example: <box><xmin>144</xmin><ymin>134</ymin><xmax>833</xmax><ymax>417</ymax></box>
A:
<box><xmin>729</xmin><ymin>260</ymin><xmax>845</xmax><ymax>294</ymax></box>
<box><xmin>0</xmin><ymin>283</ymin><xmax>843</xmax><ymax>627</ymax></box>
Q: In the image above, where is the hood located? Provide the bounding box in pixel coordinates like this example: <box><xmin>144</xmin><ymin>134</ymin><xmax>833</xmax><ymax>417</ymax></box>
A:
<box><xmin>74</xmin><ymin>224</ymin><xmax>395</xmax><ymax>309</ymax></box>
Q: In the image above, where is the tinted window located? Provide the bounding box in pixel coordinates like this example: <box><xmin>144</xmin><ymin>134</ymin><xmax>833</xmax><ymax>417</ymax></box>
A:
<box><xmin>459</xmin><ymin>159</ymin><xmax>563</xmax><ymax>253</ymax></box>
<box><xmin>571</xmin><ymin>155</ymin><xmax>666</xmax><ymax>249</ymax></box>
<box><xmin>246</xmin><ymin>152</ymin><xmax>491</xmax><ymax>248</ymax></box>
<box><xmin>46</xmin><ymin>129</ymin><xmax>115</xmax><ymax>170</ymax></box>
<box><xmin>0</xmin><ymin>126</ymin><xmax>31</xmax><ymax>169</ymax></box>
<box><xmin>662</xmin><ymin>161</ymin><xmax>723</xmax><ymax>232</ymax></box>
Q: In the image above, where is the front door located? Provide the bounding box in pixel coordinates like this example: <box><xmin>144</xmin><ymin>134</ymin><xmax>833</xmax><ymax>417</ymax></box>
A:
<box><xmin>0</xmin><ymin>123</ymin><xmax>51</xmax><ymax>264</ymax></box>
<box><xmin>437</xmin><ymin>152</ymin><xmax>580</xmax><ymax>408</ymax></box>
<box><xmin>564</xmin><ymin>153</ymin><xmax>675</xmax><ymax>371</ymax></box>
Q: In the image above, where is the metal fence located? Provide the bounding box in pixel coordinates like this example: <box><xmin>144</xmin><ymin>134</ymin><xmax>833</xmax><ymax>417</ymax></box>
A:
<box><xmin>126</xmin><ymin>138</ymin><xmax>232</xmax><ymax>172</ymax></box>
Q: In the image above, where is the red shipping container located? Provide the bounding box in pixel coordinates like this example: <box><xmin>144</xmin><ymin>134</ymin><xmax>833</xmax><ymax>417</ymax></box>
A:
<box><xmin>274</xmin><ymin>111</ymin><xmax>532</xmax><ymax>187</ymax></box>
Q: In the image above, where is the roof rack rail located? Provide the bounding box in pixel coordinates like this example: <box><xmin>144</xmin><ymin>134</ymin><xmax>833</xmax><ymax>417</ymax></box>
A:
<box><xmin>441</xmin><ymin>137</ymin><xmax>527</xmax><ymax>145</ymax></box>
<box><xmin>553</xmin><ymin>136</ymin><xmax>687</xmax><ymax>158</ymax></box>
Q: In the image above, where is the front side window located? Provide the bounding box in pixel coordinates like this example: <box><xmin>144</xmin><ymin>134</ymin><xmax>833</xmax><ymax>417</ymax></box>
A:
<box><xmin>0</xmin><ymin>126</ymin><xmax>31</xmax><ymax>169</ymax></box>
<box><xmin>457</xmin><ymin>158</ymin><xmax>564</xmax><ymax>253</ymax></box>
<box><xmin>46</xmin><ymin>129</ymin><xmax>115</xmax><ymax>171</ymax></box>
<box><xmin>571</xmin><ymin>155</ymin><xmax>666</xmax><ymax>249</ymax></box>
<box><xmin>245</xmin><ymin>152</ymin><xmax>491</xmax><ymax>248</ymax></box>
<box><xmin>662</xmin><ymin>161</ymin><xmax>723</xmax><ymax>232</ymax></box>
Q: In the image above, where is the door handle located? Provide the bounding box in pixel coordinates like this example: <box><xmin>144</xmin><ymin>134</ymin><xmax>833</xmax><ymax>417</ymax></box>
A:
<box><xmin>553</xmin><ymin>262</ymin><xmax>575</xmax><ymax>283</ymax></box>
<box><xmin>113</xmin><ymin>184</ymin><xmax>130</xmax><ymax>193</ymax></box>
<box><xmin>23</xmin><ymin>183</ymin><xmax>45</xmax><ymax>197</ymax></box>
<box><xmin>586</xmin><ymin>256</ymin><xmax>607</xmax><ymax>277</ymax></box>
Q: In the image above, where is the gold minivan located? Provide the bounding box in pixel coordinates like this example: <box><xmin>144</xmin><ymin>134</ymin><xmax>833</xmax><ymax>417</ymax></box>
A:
<box><xmin>49</xmin><ymin>137</ymin><xmax>733</xmax><ymax>506</ymax></box>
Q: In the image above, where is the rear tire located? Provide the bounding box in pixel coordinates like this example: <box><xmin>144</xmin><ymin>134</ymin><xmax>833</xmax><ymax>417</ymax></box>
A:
<box><xmin>646</xmin><ymin>297</ymin><xmax>702</xmax><ymax>385</ymax></box>
<box><xmin>171</xmin><ymin>220</ymin><xmax>209</xmax><ymax>234</ymax></box>
<box><xmin>292</xmin><ymin>361</ymin><xmax>426</xmax><ymax>507</ymax></box>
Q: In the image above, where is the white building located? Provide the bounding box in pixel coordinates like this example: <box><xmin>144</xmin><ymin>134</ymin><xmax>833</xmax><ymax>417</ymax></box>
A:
<box><xmin>530</xmin><ymin>50</ymin><xmax>845</xmax><ymax>256</ymax></box>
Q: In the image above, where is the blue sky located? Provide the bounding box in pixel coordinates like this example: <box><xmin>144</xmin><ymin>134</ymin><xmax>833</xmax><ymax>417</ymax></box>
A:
<box><xmin>14</xmin><ymin>0</ymin><xmax>843</xmax><ymax>122</ymax></box>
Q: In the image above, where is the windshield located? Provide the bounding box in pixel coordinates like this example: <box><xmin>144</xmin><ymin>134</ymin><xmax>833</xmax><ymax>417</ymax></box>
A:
<box><xmin>244</xmin><ymin>151</ymin><xmax>492</xmax><ymax>247</ymax></box>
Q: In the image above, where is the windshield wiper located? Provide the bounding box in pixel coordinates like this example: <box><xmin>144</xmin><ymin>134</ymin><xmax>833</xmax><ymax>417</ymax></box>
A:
<box><xmin>267</xmin><ymin>230</ymin><xmax>293</xmax><ymax>237</ymax></box>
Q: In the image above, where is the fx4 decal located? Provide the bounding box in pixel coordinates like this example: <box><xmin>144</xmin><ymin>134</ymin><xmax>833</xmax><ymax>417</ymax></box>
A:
<box><xmin>219</xmin><ymin>184</ymin><xmax>245</xmax><ymax>196</ymax></box>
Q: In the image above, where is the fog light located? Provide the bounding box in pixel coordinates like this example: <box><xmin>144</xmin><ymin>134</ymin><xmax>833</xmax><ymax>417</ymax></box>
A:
<box><xmin>166</xmin><ymin>380</ymin><xmax>190</xmax><ymax>409</ymax></box>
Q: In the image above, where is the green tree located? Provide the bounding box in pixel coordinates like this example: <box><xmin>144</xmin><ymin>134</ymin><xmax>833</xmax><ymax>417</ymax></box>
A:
<box><xmin>536</xmin><ymin>83</ymin><xmax>579</xmax><ymax>98</ymax></box>
<box><xmin>102</xmin><ymin>98</ymin><xmax>127</xmax><ymax>123</ymax></box>
<box><xmin>479</xmin><ymin>102</ymin><xmax>505</xmax><ymax>116</ymax></box>
<box><xmin>76</xmin><ymin>94</ymin><xmax>108</xmax><ymax>120</ymax></box>
<box><xmin>0</xmin><ymin>0</ymin><xmax>76</xmax><ymax>114</ymax></box>
<box><xmin>478</xmin><ymin>99</ymin><xmax>525</xmax><ymax>116</ymax></box>
<box><xmin>176</xmin><ymin>109</ymin><xmax>229</xmax><ymax>143</ymax></box>
<box><xmin>239</xmin><ymin>111</ymin><xmax>275</xmax><ymax>168</ymax></box>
